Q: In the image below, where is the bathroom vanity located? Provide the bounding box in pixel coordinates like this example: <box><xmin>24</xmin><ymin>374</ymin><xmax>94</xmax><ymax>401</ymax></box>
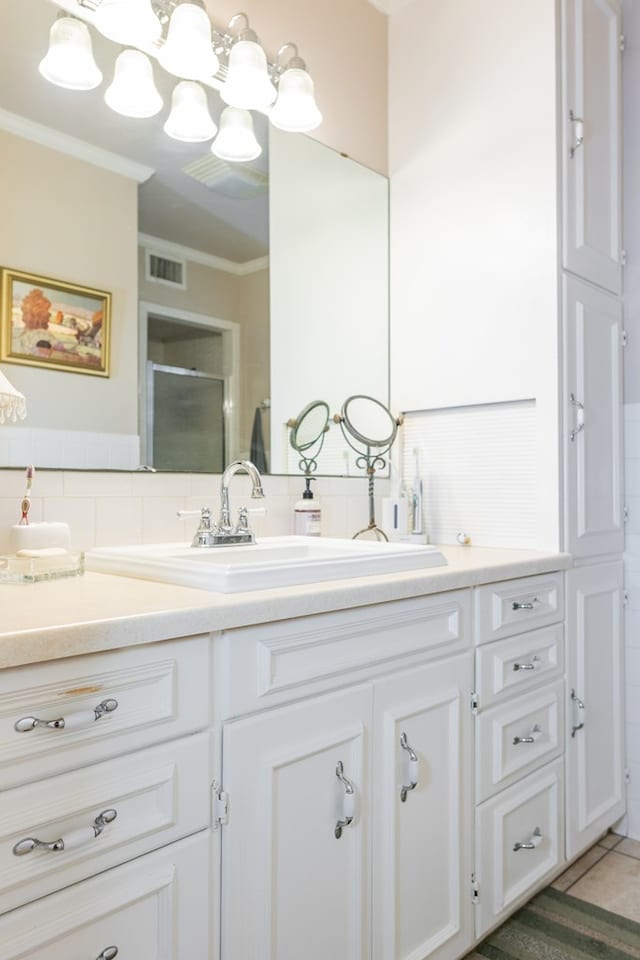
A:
<box><xmin>0</xmin><ymin>546</ymin><xmax>625</xmax><ymax>960</ymax></box>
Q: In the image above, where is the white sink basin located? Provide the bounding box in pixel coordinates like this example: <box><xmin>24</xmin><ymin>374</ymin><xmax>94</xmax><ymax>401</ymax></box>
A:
<box><xmin>86</xmin><ymin>536</ymin><xmax>447</xmax><ymax>593</ymax></box>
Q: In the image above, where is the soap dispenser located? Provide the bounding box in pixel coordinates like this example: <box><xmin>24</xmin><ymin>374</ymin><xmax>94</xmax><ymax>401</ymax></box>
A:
<box><xmin>294</xmin><ymin>477</ymin><xmax>321</xmax><ymax>536</ymax></box>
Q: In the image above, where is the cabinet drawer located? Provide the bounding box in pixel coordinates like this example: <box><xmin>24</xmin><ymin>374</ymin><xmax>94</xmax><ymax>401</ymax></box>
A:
<box><xmin>0</xmin><ymin>731</ymin><xmax>210</xmax><ymax>914</ymax></box>
<box><xmin>474</xmin><ymin>573</ymin><xmax>564</xmax><ymax>645</ymax></box>
<box><xmin>217</xmin><ymin>590</ymin><xmax>471</xmax><ymax>717</ymax></box>
<box><xmin>0</xmin><ymin>635</ymin><xmax>211</xmax><ymax>790</ymax></box>
<box><xmin>475</xmin><ymin>624</ymin><xmax>564</xmax><ymax>708</ymax></box>
<box><xmin>475</xmin><ymin>759</ymin><xmax>564</xmax><ymax>937</ymax></box>
<box><xmin>475</xmin><ymin>681</ymin><xmax>564</xmax><ymax>802</ymax></box>
<box><xmin>0</xmin><ymin>832</ymin><xmax>210</xmax><ymax>960</ymax></box>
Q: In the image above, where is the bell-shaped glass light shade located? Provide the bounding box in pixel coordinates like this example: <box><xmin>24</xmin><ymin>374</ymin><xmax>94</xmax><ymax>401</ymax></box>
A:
<box><xmin>0</xmin><ymin>371</ymin><xmax>27</xmax><ymax>425</ymax></box>
<box><xmin>104</xmin><ymin>50</ymin><xmax>163</xmax><ymax>118</ymax></box>
<box><xmin>164</xmin><ymin>81</ymin><xmax>217</xmax><ymax>142</ymax></box>
<box><xmin>38</xmin><ymin>16</ymin><xmax>102</xmax><ymax>91</ymax></box>
<box><xmin>270</xmin><ymin>67</ymin><xmax>322</xmax><ymax>133</ymax></box>
<box><xmin>211</xmin><ymin>107</ymin><xmax>262</xmax><ymax>163</ymax></box>
<box><xmin>220</xmin><ymin>40</ymin><xmax>277</xmax><ymax>111</ymax></box>
<box><xmin>93</xmin><ymin>0</ymin><xmax>161</xmax><ymax>46</ymax></box>
<box><xmin>157</xmin><ymin>3</ymin><xmax>219</xmax><ymax>81</ymax></box>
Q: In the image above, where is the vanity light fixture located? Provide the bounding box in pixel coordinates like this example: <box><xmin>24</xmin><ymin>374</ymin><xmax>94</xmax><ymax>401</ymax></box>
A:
<box><xmin>40</xmin><ymin>1</ymin><xmax>323</xmax><ymax>159</ymax></box>
<box><xmin>92</xmin><ymin>0</ymin><xmax>162</xmax><ymax>47</ymax></box>
<box><xmin>220</xmin><ymin>14</ymin><xmax>277</xmax><ymax>112</ymax></box>
<box><xmin>0</xmin><ymin>371</ymin><xmax>27</xmax><ymax>425</ymax></box>
<box><xmin>104</xmin><ymin>49</ymin><xmax>163</xmax><ymax>119</ymax></box>
<box><xmin>157</xmin><ymin>1</ymin><xmax>220</xmax><ymax>82</ymax></box>
<box><xmin>211</xmin><ymin>107</ymin><xmax>262</xmax><ymax>162</ymax></box>
<box><xmin>269</xmin><ymin>44</ymin><xmax>323</xmax><ymax>133</ymax></box>
<box><xmin>164</xmin><ymin>80</ymin><xmax>217</xmax><ymax>142</ymax></box>
<box><xmin>38</xmin><ymin>14</ymin><xmax>102</xmax><ymax>91</ymax></box>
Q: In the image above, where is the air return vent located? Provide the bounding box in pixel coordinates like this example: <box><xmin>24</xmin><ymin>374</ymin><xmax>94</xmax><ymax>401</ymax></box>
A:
<box><xmin>182</xmin><ymin>155</ymin><xmax>268</xmax><ymax>199</ymax></box>
<box><xmin>145</xmin><ymin>251</ymin><xmax>187</xmax><ymax>289</ymax></box>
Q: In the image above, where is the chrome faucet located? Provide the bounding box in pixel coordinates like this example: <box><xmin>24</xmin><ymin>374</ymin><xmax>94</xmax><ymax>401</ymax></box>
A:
<box><xmin>218</xmin><ymin>459</ymin><xmax>265</xmax><ymax>534</ymax></box>
<box><xmin>178</xmin><ymin>460</ymin><xmax>265</xmax><ymax>547</ymax></box>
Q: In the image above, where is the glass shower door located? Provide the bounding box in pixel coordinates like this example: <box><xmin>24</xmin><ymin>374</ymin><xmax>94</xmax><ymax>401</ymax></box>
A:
<box><xmin>148</xmin><ymin>363</ymin><xmax>225</xmax><ymax>472</ymax></box>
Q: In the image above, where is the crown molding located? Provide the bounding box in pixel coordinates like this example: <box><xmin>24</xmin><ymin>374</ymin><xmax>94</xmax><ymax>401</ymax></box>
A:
<box><xmin>139</xmin><ymin>233</ymin><xmax>269</xmax><ymax>276</ymax></box>
<box><xmin>0</xmin><ymin>108</ymin><xmax>155</xmax><ymax>183</ymax></box>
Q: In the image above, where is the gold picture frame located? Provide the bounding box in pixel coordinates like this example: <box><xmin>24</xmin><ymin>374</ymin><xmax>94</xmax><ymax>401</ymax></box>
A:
<box><xmin>0</xmin><ymin>268</ymin><xmax>111</xmax><ymax>377</ymax></box>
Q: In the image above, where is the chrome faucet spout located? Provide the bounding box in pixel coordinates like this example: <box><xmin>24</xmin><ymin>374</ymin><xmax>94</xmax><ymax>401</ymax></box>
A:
<box><xmin>219</xmin><ymin>459</ymin><xmax>265</xmax><ymax>533</ymax></box>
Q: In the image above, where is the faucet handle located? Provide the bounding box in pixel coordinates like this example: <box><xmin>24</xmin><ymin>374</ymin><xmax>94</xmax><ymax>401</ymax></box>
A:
<box><xmin>235</xmin><ymin>506</ymin><xmax>267</xmax><ymax>534</ymax></box>
<box><xmin>177</xmin><ymin>507</ymin><xmax>219</xmax><ymax>547</ymax></box>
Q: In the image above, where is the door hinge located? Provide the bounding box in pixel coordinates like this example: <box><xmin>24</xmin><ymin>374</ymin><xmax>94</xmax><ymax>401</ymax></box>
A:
<box><xmin>471</xmin><ymin>873</ymin><xmax>480</xmax><ymax>904</ymax></box>
<box><xmin>624</xmin><ymin>506</ymin><xmax>630</xmax><ymax>524</ymax></box>
<box><xmin>212</xmin><ymin>782</ymin><xmax>229</xmax><ymax>828</ymax></box>
<box><xmin>621</xmin><ymin>250</ymin><xmax>628</xmax><ymax>267</ymax></box>
<box><xmin>624</xmin><ymin>589</ymin><xmax>629</xmax><ymax>607</ymax></box>
<box><xmin>620</xmin><ymin>33</ymin><xmax>626</xmax><ymax>53</ymax></box>
<box><xmin>622</xmin><ymin>330</ymin><xmax>628</xmax><ymax>348</ymax></box>
<box><xmin>471</xmin><ymin>692</ymin><xmax>479</xmax><ymax>715</ymax></box>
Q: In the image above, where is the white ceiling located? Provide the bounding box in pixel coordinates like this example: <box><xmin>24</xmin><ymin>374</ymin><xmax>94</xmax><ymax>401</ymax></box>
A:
<box><xmin>0</xmin><ymin>0</ymin><xmax>269</xmax><ymax>262</ymax></box>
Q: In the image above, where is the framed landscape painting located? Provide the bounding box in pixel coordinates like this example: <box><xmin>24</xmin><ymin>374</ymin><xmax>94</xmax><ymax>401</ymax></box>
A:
<box><xmin>0</xmin><ymin>268</ymin><xmax>111</xmax><ymax>377</ymax></box>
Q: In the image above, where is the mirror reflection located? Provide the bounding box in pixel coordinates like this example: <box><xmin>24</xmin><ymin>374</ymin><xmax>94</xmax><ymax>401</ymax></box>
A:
<box><xmin>0</xmin><ymin>0</ymin><xmax>389</xmax><ymax>475</ymax></box>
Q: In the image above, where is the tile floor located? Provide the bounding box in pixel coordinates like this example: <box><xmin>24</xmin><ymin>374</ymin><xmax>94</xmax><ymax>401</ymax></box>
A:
<box><xmin>551</xmin><ymin>833</ymin><xmax>640</xmax><ymax>922</ymax></box>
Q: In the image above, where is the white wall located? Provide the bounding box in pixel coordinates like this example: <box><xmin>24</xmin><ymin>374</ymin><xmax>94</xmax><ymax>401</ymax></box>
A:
<box><xmin>387</xmin><ymin>0</ymin><xmax>560</xmax><ymax>550</ymax></box>
<box><xmin>622</xmin><ymin>0</ymin><xmax>640</xmax><ymax>840</ymax></box>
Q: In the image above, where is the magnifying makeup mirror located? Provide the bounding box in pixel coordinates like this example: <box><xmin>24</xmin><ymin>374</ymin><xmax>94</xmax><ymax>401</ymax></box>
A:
<box><xmin>334</xmin><ymin>395</ymin><xmax>402</xmax><ymax>541</ymax></box>
<box><xmin>287</xmin><ymin>399</ymin><xmax>331</xmax><ymax>474</ymax></box>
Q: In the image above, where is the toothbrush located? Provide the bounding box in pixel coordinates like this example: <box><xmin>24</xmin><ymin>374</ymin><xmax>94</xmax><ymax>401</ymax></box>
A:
<box><xmin>19</xmin><ymin>465</ymin><xmax>34</xmax><ymax>526</ymax></box>
<box><xmin>412</xmin><ymin>449</ymin><xmax>423</xmax><ymax>535</ymax></box>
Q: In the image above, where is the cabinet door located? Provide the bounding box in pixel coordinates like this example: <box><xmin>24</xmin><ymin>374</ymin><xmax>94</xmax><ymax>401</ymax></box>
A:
<box><xmin>562</xmin><ymin>0</ymin><xmax>622</xmax><ymax>293</ymax></box>
<box><xmin>372</xmin><ymin>653</ymin><xmax>474</xmax><ymax>960</ymax></box>
<box><xmin>566</xmin><ymin>562</ymin><xmax>625</xmax><ymax>859</ymax></box>
<box><xmin>563</xmin><ymin>275</ymin><xmax>624</xmax><ymax>558</ymax></box>
<box><xmin>221</xmin><ymin>685</ymin><xmax>372</xmax><ymax>960</ymax></box>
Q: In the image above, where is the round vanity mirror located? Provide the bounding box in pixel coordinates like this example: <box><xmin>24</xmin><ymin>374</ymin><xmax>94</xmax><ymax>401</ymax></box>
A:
<box><xmin>289</xmin><ymin>400</ymin><xmax>331</xmax><ymax>453</ymax></box>
<box><xmin>339</xmin><ymin>395</ymin><xmax>398</xmax><ymax>449</ymax></box>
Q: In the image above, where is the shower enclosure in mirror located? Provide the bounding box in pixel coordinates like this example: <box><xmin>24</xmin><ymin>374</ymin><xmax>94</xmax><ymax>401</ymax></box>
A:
<box><xmin>0</xmin><ymin>0</ymin><xmax>389</xmax><ymax>475</ymax></box>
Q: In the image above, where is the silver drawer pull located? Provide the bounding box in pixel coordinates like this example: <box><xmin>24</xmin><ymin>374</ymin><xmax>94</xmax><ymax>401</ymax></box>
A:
<box><xmin>400</xmin><ymin>732</ymin><xmax>419</xmax><ymax>803</ymax></box>
<box><xmin>97</xmin><ymin>949</ymin><xmax>118</xmax><ymax>960</ymax></box>
<box><xmin>513</xmin><ymin>724</ymin><xmax>542</xmax><ymax>746</ymax></box>
<box><xmin>512</xmin><ymin>599</ymin><xmax>539</xmax><ymax>611</ymax></box>
<box><xmin>334</xmin><ymin>761</ymin><xmax>355</xmax><ymax>839</ymax></box>
<box><xmin>13</xmin><ymin>808</ymin><xmax>117</xmax><ymax>856</ymax></box>
<box><xmin>14</xmin><ymin>698</ymin><xmax>118</xmax><ymax>733</ymax></box>
<box><xmin>570</xmin><ymin>688</ymin><xmax>585</xmax><ymax>737</ymax></box>
<box><xmin>513</xmin><ymin>660</ymin><xmax>538</xmax><ymax>672</ymax></box>
<box><xmin>513</xmin><ymin>826</ymin><xmax>542</xmax><ymax>852</ymax></box>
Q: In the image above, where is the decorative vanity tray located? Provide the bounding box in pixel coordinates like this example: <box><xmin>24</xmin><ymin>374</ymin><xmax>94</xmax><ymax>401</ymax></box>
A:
<box><xmin>0</xmin><ymin>552</ymin><xmax>85</xmax><ymax>584</ymax></box>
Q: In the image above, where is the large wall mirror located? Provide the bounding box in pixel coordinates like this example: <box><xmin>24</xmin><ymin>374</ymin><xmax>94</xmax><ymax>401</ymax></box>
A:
<box><xmin>0</xmin><ymin>0</ymin><xmax>389</xmax><ymax>475</ymax></box>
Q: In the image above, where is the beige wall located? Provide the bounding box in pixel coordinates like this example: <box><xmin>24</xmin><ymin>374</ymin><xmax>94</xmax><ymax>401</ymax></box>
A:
<box><xmin>237</xmin><ymin>268</ymin><xmax>270</xmax><ymax>460</ymax></box>
<box><xmin>138</xmin><ymin>253</ymin><xmax>238</xmax><ymax>320</ymax></box>
<box><xmin>0</xmin><ymin>130</ymin><xmax>139</xmax><ymax>436</ymax></box>
<box><xmin>204</xmin><ymin>0</ymin><xmax>388</xmax><ymax>174</ymax></box>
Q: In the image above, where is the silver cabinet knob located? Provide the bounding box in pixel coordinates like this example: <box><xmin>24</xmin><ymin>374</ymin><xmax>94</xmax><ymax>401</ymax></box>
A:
<box><xmin>512</xmin><ymin>599</ymin><xmax>539</xmax><ymax>611</ymax></box>
<box><xmin>513</xmin><ymin>724</ymin><xmax>542</xmax><ymax>746</ymax></box>
<box><xmin>14</xmin><ymin>699</ymin><xmax>118</xmax><ymax>733</ymax></box>
<box><xmin>569</xmin><ymin>109</ymin><xmax>585</xmax><ymax>158</ymax></box>
<box><xmin>570</xmin><ymin>688</ymin><xmax>585</xmax><ymax>737</ymax></box>
<box><xmin>13</xmin><ymin>808</ymin><xmax>117</xmax><ymax>856</ymax></box>
<box><xmin>569</xmin><ymin>393</ymin><xmax>585</xmax><ymax>441</ymax></box>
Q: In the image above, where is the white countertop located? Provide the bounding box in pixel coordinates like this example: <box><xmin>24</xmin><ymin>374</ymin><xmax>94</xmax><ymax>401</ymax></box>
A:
<box><xmin>0</xmin><ymin>545</ymin><xmax>572</xmax><ymax>670</ymax></box>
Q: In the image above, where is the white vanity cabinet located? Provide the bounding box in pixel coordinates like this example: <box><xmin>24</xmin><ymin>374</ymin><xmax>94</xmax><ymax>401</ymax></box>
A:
<box><xmin>473</xmin><ymin>574</ymin><xmax>566</xmax><ymax>939</ymax></box>
<box><xmin>0</xmin><ymin>634</ymin><xmax>213</xmax><ymax>958</ymax></box>
<box><xmin>565</xmin><ymin>561</ymin><xmax>625</xmax><ymax>858</ymax></box>
<box><xmin>217</xmin><ymin>590</ymin><xmax>475</xmax><ymax>960</ymax></box>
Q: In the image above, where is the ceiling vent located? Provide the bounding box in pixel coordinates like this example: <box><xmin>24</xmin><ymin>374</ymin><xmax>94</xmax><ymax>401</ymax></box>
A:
<box><xmin>182</xmin><ymin>154</ymin><xmax>268</xmax><ymax>199</ymax></box>
<box><xmin>145</xmin><ymin>250</ymin><xmax>186</xmax><ymax>289</ymax></box>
